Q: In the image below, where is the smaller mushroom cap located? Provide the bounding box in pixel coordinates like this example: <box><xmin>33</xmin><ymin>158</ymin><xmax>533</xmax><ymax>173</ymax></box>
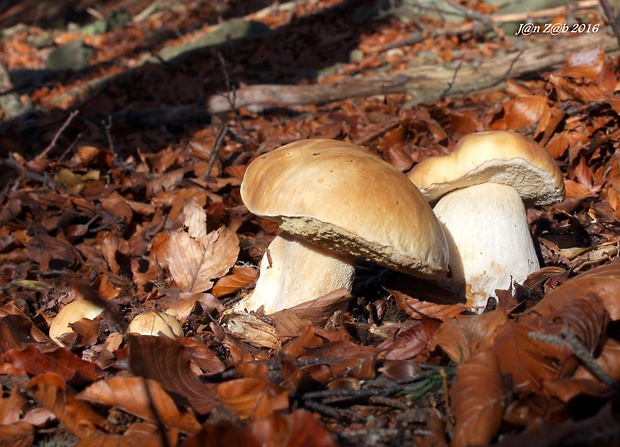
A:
<box><xmin>128</xmin><ymin>311</ymin><xmax>183</xmax><ymax>338</ymax></box>
<box><xmin>241</xmin><ymin>139</ymin><xmax>449</xmax><ymax>279</ymax></box>
<box><xmin>49</xmin><ymin>300</ymin><xmax>105</xmax><ymax>346</ymax></box>
<box><xmin>408</xmin><ymin>130</ymin><xmax>565</xmax><ymax>205</ymax></box>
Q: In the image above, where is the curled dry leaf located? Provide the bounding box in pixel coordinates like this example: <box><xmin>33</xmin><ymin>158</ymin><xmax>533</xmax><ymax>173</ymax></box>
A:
<box><xmin>128</xmin><ymin>334</ymin><xmax>217</xmax><ymax>415</ymax></box>
<box><xmin>77</xmin><ymin>377</ymin><xmax>201</xmax><ymax>434</ymax></box>
<box><xmin>494</xmin><ymin>296</ymin><xmax>607</xmax><ymax>395</ymax></box>
<box><xmin>378</xmin><ymin>319</ymin><xmax>442</xmax><ymax>361</ymax></box>
<box><xmin>450</xmin><ymin>350</ymin><xmax>505</xmax><ymax>447</ymax></box>
<box><xmin>549</xmin><ymin>47</ymin><xmax>617</xmax><ymax>102</ymax></box>
<box><xmin>212</xmin><ymin>266</ymin><xmax>258</xmax><ymax>297</ymax></box>
<box><xmin>164</xmin><ymin>201</ymin><xmax>239</xmax><ymax>293</ymax></box>
<box><xmin>217</xmin><ymin>377</ymin><xmax>289</xmax><ymax>421</ymax></box>
<box><xmin>2</xmin><ymin>345</ymin><xmax>102</xmax><ymax>385</ymax></box>
<box><xmin>389</xmin><ymin>288</ymin><xmax>467</xmax><ymax>321</ymax></box>
<box><xmin>26</xmin><ymin>373</ymin><xmax>106</xmax><ymax>439</ymax></box>
<box><xmin>0</xmin><ymin>421</ymin><xmax>34</xmax><ymax>447</ymax></box>
<box><xmin>529</xmin><ymin>263</ymin><xmax>620</xmax><ymax>320</ymax></box>
<box><xmin>491</xmin><ymin>95</ymin><xmax>551</xmax><ymax>133</ymax></box>
<box><xmin>429</xmin><ymin>309</ymin><xmax>508</xmax><ymax>363</ymax></box>
<box><xmin>221</xmin><ymin>311</ymin><xmax>281</xmax><ymax>351</ymax></box>
<box><xmin>184</xmin><ymin>409</ymin><xmax>338</xmax><ymax>447</ymax></box>
<box><xmin>269</xmin><ymin>288</ymin><xmax>352</xmax><ymax>339</ymax></box>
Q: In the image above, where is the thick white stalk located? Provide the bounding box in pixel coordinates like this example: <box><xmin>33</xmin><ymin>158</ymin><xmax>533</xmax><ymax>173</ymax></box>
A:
<box><xmin>432</xmin><ymin>183</ymin><xmax>540</xmax><ymax>311</ymax></box>
<box><xmin>234</xmin><ymin>232</ymin><xmax>355</xmax><ymax>314</ymax></box>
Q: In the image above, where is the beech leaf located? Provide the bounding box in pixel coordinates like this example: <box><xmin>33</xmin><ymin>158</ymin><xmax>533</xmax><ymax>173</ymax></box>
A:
<box><xmin>450</xmin><ymin>351</ymin><xmax>505</xmax><ymax>447</ymax></box>
<box><xmin>128</xmin><ymin>334</ymin><xmax>217</xmax><ymax>415</ymax></box>
<box><xmin>77</xmin><ymin>377</ymin><xmax>201</xmax><ymax>434</ymax></box>
<box><xmin>529</xmin><ymin>263</ymin><xmax>620</xmax><ymax>320</ymax></box>
<box><xmin>165</xmin><ymin>226</ymin><xmax>239</xmax><ymax>293</ymax></box>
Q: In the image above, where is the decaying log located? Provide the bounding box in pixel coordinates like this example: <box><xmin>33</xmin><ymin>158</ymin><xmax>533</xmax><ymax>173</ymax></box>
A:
<box><xmin>207</xmin><ymin>32</ymin><xmax>619</xmax><ymax>114</ymax></box>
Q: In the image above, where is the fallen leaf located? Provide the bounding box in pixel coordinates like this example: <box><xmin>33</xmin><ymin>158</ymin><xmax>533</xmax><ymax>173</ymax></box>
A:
<box><xmin>270</xmin><ymin>288</ymin><xmax>352</xmax><ymax>339</ymax></box>
<box><xmin>77</xmin><ymin>377</ymin><xmax>201</xmax><ymax>434</ymax></box>
<box><xmin>429</xmin><ymin>309</ymin><xmax>508</xmax><ymax>363</ymax></box>
<box><xmin>529</xmin><ymin>263</ymin><xmax>620</xmax><ymax>320</ymax></box>
<box><xmin>26</xmin><ymin>373</ymin><xmax>106</xmax><ymax>439</ymax></box>
<box><xmin>128</xmin><ymin>334</ymin><xmax>217</xmax><ymax>415</ymax></box>
<box><xmin>164</xmin><ymin>202</ymin><xmax>239</xmax><ymax>294</ymax></box>
<box><xmin>450</xmin><ymin>350</ymin><xmax>505</xmax><ymax>447</ymax></box>
<box><xmin>212</xmin><ymin>266</ymin><xmax>258</xmax><ymax>297</ymax></box>
<box><xmin>184</xmin><ymin>409</ymin><xmax>338</xmax><ymax>447</ymax></box>
<box><xmin>217</xmin><ymin>377</ymin><xmax>289</xmax><ymax>420</ymax></box>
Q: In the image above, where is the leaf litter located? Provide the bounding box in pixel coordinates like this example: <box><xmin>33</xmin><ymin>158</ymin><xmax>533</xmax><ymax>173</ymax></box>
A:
<box><xmin>0</xmin><ymin>0</ymin><xmax>619</xmax><ymax>446</ymax></box>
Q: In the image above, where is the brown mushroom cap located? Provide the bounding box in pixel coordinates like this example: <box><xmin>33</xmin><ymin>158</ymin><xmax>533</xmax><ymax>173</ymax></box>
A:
<box><xmin>408</xmin><ymin>131</ymin><xmax>565</xmax><ymax>205</ymax></box>
<box><xmin>241</xmin><ymin>139</ymin><xmax>448</xmax><ymax>278</ymax></box>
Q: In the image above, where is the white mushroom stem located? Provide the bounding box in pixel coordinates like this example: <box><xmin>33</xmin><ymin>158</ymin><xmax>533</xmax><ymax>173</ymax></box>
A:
<box><xmin>234</xmin><ymin>232</ymin><xmax>355</xmax><ymax>314</ymax></box>
<box><xmin>432</xmin><ymin>183</ymin><xmax>540</xmax><ymax>312</ymax></box>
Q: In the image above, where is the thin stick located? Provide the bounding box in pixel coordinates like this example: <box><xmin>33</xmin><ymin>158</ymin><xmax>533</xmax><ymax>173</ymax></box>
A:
<box><xmin>529</xmin><ymin>328</ymin><xmax>619</xmax><ymax>390</ymax></box>
<box><xmin>205</xmin><ymin>124</ymin><xmax>229</xmax><ymax>179</ymax></box>
<box><xmin>37</xmin><ymin>110</ymin><xmax>79</xmax><ymax>160</ymax></box>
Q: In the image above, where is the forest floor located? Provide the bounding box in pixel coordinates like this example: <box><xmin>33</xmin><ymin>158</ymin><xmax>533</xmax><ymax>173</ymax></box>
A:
<box><xmin>0</xmin><ymin>0</ymin><xmax>620</xmax><ymax>446</ymax></box>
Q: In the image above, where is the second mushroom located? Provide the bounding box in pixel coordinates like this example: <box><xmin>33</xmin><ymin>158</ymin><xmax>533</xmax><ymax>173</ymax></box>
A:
<box><xmin>408</xmin><ymin>130</ymin><xmax>565</xmax><ymax>312</ymax></box>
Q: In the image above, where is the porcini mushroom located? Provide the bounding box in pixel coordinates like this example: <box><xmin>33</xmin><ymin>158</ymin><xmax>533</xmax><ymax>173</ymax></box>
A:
<box><xmin>408</xmin><ymin>130</ymin><xmax>565</xmax><ymax>311</ymax></box>
<box><xmin>128</xmin><ymin>310</ymin><xmax>183</xmax><ymax>338</ymax></box>
<box><xmin>49</xmin><ymin>300</ymin><xmax>106</xmax><ymax>346</ymax></box>
<box><xmin>235</xmin><ymin>138</ymin><xmax>449</xmax><ymax>314</ymax></box>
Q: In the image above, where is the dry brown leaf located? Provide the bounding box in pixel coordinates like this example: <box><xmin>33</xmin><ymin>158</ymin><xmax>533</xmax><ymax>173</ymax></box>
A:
<box><xmin>0</xmin><ymin>387</ymin><xmax>27</xmax><ymax>425</ymax></box>
<box><xmin>165</xmin><ymin>292</ymin><xmax>223</xmax><ymax>320</ymax></box>
<box><xmin>574</xmin><ymin>338</ymin><xmax>620</xmax><ymax>386</ymax></box>
<box><xmin>128</xmin><ymin>334</ymin><xmax>217</xmax><ymax>415</ymax></box>
<box><xmin>490</xmin><ymin>96</ymin><xmax>550</xmax><ymax>132</ymax></box>
<box><xmin>492</xmin><ymin>319</ymin><xmax>563</xmax><ymax>394</ymax></box>
<box><xmin>559</xmin><ymin>46</ymin><xmax>606</xmax><ymax>79</ymax></box>
<box><xmin>3</xmin><ymin>345</ymin><xmax>102</xmax><ymax>385</ymax></box>
<box><xmin>300</xmin><ymin>341</ymin><xmax>379</xmax><ymax>383</ymax></box>
<box><xmin>270</xmin><ymin>288</ymin><xmax>352</xmax><ymax>339</ymax></box>
<box><xmin>529</xmin><ymin>263</ymin><xmax>620</xmax><ymax>320</ymax></box>
<box><xmin>77</xmin><ymin>377</ymin><xmax>201</xmax><ymax>434</ymax></box>
<box><xmin>429</xmin><ymin>309</ymin><xmax>508</xmax><ymax>363</ymax></box>
<box><xmin>26</xmin><ymin>233</ymin><xmax>78</xmax><ymax>270</ymax></box>
<box><xmin>0</xmin><ymin>421</ymin><xmax>34</xmax><ymax>447</ymax></box>
<box><xmin>164</xmin><ymin>202</ymin><xmax>239</xmax><ymax>293</ymax></box>
<box><xmin>212</xmin><ymin>266</ymin><xmax>258</xmax><ymax>297</ymax></box>
<box><xmin>378</xmin><ymin>319</ymin><xmax>441</xmax><ymax>361</ymax></box>
<box><xmin>390</xmin><ymin>288</ymin><xmax>467</xmax><ymax>320</ymax></box>
<box><xmin>26</xmin><ymin>373</ymin><xmax>106</xmax><ymax>439</ymax></box>
<box><xmin>450</xmin><ymin>350</ymin><xmax>505</xmax><ymax>447</ymax></box>
<box><xmin>217</xmin><ymin>377</ymin><xmax>289</xmax><ymax>421</ymax></box>
<box><xmin>184</xmin><ymin>409</ymin><xmax>338</xmax><ymax>447</ymax></box>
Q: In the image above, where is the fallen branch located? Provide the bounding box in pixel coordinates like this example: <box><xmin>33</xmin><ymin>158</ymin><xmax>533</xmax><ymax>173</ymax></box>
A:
<box><xmin>207</xmin><ymin>32</ymin><xmax>619</xmax><ymax>113</ymax></box>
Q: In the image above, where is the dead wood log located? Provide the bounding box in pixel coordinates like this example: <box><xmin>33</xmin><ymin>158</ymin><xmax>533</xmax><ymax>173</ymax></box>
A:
<box><xmin>207</xmin><ymin>32</ymin><xmax>619</xmax><ymax>114</ymax></box>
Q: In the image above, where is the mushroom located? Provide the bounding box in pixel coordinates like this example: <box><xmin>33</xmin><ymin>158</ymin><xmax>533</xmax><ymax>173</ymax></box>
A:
<box><xmin>235</xmin><ymin>138</ymin><xmax>449</xmax><ymax>314</ymax></box>
<box><xmin>408</xmin><ymin>130</ymin><xmax>565</xmax><ymax>311</ymax></box>
<box><xmin>128</xmin><ymin>310</ymin><xmax>183</xmax><ymax>338</ymax></box>
<box><xmin>49</xmin><ymin>300</ymin><xmax>106</xmax><ymax>346</ymax></box>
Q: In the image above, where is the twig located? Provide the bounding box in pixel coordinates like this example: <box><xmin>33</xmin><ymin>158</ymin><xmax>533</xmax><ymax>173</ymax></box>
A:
<box><xmin>599</xmin><ymin>0</ymin><xmax>620</xmax><ymax>47</ymax></box>
<box><xmin>37</xmin><ymin>110</ymin><xmax>79</xmax><ymax>160</ymax></box>
<box><xmin>368</xmin><ymin>395</ymin><xmax>410</xmax><ymax>410</ymax></box>
<box><xmin>216</xmin><ymin>52</ymin><xmax>257</xmax><ymax>144</ymax></box>
<box><xmin>353</xmin><ymin>117</ymin><xmax>400</xmax><ymax>146</ymax></box>
<box><xmin>303</xmin><ymin>400</ymin><xmax>344</xmax><ymax>420</ymax></box>
<box><xmin>204</xmin><ymin>124</ymin><xmax>229</xmax><ymax>180</ymax></box>
<box><xmin>102</xmin><ymin>115</ymin><xmax>116</xmax><ymax>159</ymax></box>
<box><xmin>529</xmin><ymin>327</ymin><xmax>619</xmax><ymax>390</ymax></box>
